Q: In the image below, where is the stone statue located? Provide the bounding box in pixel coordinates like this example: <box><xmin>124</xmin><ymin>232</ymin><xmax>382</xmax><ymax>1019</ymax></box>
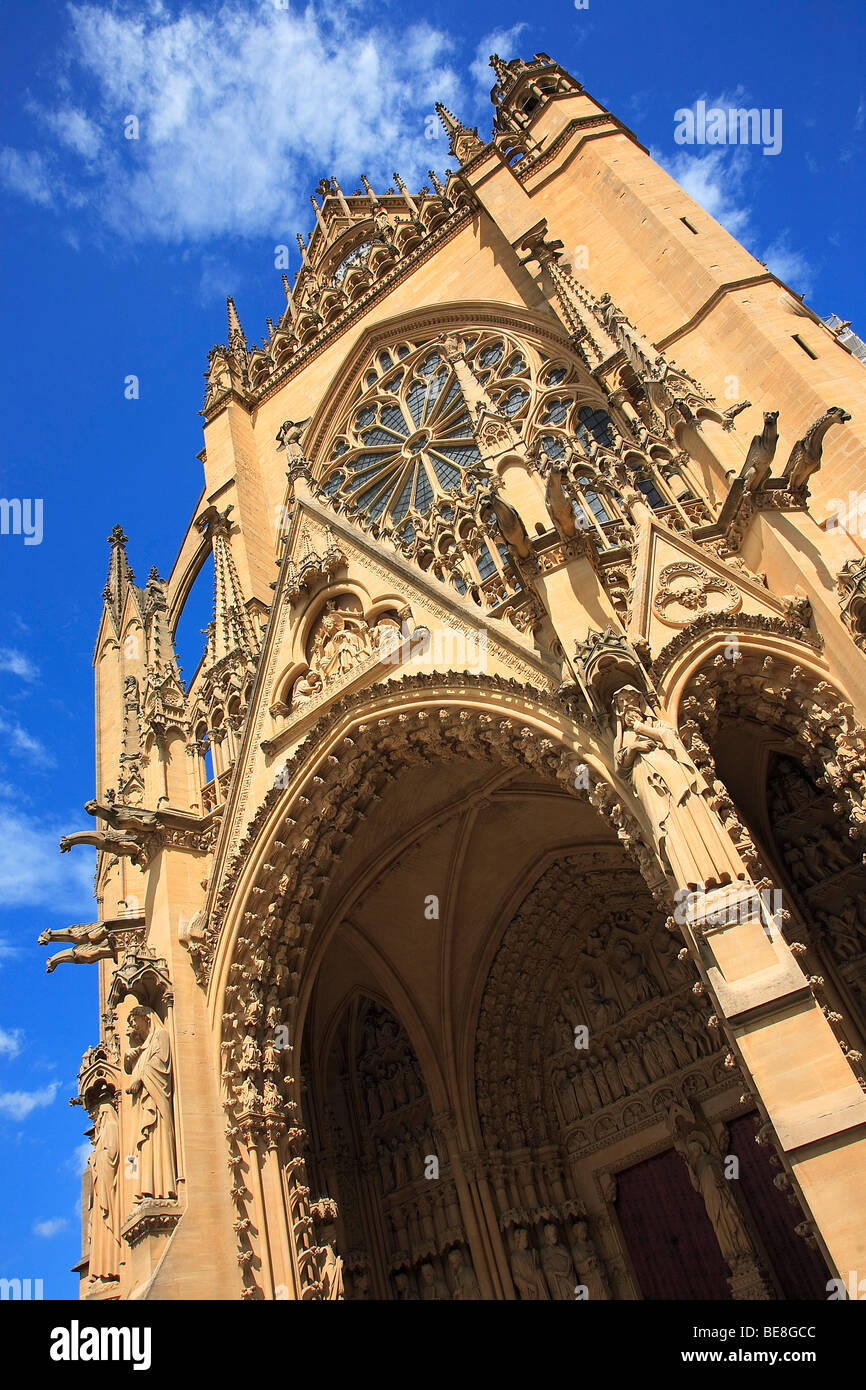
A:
<box><xmin>124</xmin><ymin>1006</ymin><xmax>178</xmax><ymax>1201</ymax></box>
<box><xmin>87</xmin><ymin>1099</ymin><xmax>121</xmax><ymax>1282</ymax></box>
<box><xmin>509</xmin><ymin>1226</ymin><xmax>549</xmax><ymax>1299</ymax></box>
<box><xmin>612</xmin><ymin>685</ymin><xmax>745</xmax><ymax>890</ymax></box>
<box><xmin>291</xmin><ymin>668</ymin><xmax>323</xmax><ymax>709</ymax></box>
<box><xmin>394</xmin><ymin>1270</ymin><xmax>418</xmax><ymax>1300</ymax></box>
<box><xmin>448</xmin><ymin>1246</ymin><xmax>482</xmax><ymax>1299</ymax></box>
<box><xmin>275</xmin><ymin>417</ymin><xmax>311</xmax><ymax>458</ymax></box>
<box><xmin>418</xmin><ymin>1260</ymin><xmax>451</xmax><ymax>1300</ymax></box>
<box><xmin>570</xmin><ymin>1220</ymin><xmax>610</xmax><ymax>1299</ymax></box>
<box><xmin>318</xmin><ymin>1223</ymin><xmax>345</xmax><ymax>1299</ymax></box>
<box><xmin>677</xmin><ymin>1131</ymin><xmax>753</xmax><ymax>1263</ymax></box>
<box><xmin>539</xmin><ymin>1222</ymin><xmax>577</xmax><ymax>1299</ymax></box>
<box><xmin>309</xmin><ymin>606</ymin><xmax>374</xmax><ymax>682</ymax></box>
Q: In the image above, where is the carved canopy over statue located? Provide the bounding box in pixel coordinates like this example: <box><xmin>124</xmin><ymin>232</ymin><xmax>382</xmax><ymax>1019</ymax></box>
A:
<box><xmin>123</xmin><ymin>1006</ymin><xmax>178</xmax><ymax>1202</ymax></box>
<box><xmin>612</xmin><ymin>685</ymin><xmax>746</xmax><ymax>891</ymax></box>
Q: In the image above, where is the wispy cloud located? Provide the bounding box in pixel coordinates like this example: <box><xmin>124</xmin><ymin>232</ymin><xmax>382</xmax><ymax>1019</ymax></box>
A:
<box><xmin>0</xmin><ymin>807</ymin><xmax>94</xmax><ymax>913</ymax></box>
<box><xmin>1</xmin><ymin>1</ymin><xmax>466</xmax><ymax>244</ymax></box>
<box><xmin>470</xmin><ymin>25</ymin><xmax>528</xmax><ymax>89</ymax></box>
<box><xmin>33</xmin><ymin>1216</ymin><xmax>69</xmax><ymax>1238</ymax></box>
<box><xmin>0</xmin><ymin>1026</ymin><xmax>23</xmax><ymax>1059</ymax></box>
<box><xmin>0</xmin><ymin>1081</ymin><xmax>59</xmax><ymax>1120</ymax></box>
<box><xmin>0</xmin><ymin>714</ymin><xmax>53</xmax><ymax>768</ymax></box>
<box><xmin>0</xmin><ymin>648</ymin><xmax>39</xmax><ymax>681</ymax></box>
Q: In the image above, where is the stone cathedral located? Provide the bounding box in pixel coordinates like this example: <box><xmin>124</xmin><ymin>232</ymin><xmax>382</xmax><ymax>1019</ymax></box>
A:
<box><xmin>45</xmin><ymin>53</ymin><xmax>866</xmax><ymax>1301</ymax></box>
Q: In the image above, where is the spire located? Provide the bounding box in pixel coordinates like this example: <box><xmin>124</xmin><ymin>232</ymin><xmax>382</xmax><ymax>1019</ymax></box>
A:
<box><xmin>140</xmin><ymin>567</ymin><xmax>187</xmax><ymax>740</ymax></box>
<box><xmin>434</xmin><ymin>102</ymin><xmax>485</xmax><ymax>163</ymax></box>
<box><xmin>196</xmin><ymin>507</ymin><xmax>258</xmax><ymax>673</ymax></box>
<box><xmin>143</xmin><ymin>567</ymin><xmax>182</xmax><ymax>683</ymax></box>
<box><xmin>226</xmin><ymin>297</ymin><xmax>248</xmax><ymax>362</ymax></box>
<box><xmin>428</xmin><ymin>168</ymin><xmax>448</xmax><ymax>199</ymax></box>
<box><xmin>392</xmin><ymin>171</ymin><xmax>419</xmax><ymax>215</ymax></box>
<box><xmin>102</xmin><ymin>524</ymin><xmax>136</xmax><ymax>631</ymax></box>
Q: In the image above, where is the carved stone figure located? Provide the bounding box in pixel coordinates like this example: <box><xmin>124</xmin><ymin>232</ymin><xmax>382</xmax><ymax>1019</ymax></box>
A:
<box><xmin>124</xmin><ymin>1006</ymin><xmax>178</xmax><ymax>1201</ymax></box>
<box><xmin>418</xmin><ymin>1260</ymin><xmax>451</xmax><ymax>1300</ymax></box>
<box><xmin>448</xmin><ymin>1246</ymin><xmax>482</xmax><ymax>1299</ymax></box>
<box><xmin>509</xmin><ymin>1226</ymin><xmax>549</xmax><ymax>1299</ymax></box>
<box><xmin>40</xmin><ymin>921</ymin><xmax>114</xmax><ymax>972</ymax></box>
<box><xmin>540</xmin><ymin>1222</ymin><xmax>577</xmax><ymax>1299</ymax></box>
<box><xmin>87</xmin><ymin>1099</ymin><xmax>121</xmax><ymax>1282</ymax></box>
<box><xmin>570</xmin><ymin>1220</ymin><xmax>610</xmax><ymax>1300</ymax></box>
<box><xmin>677</xmin><ymin>1132</ymin><xmax>753</xmax><ymax>1263</ymax></box>
<box><xmin>612</xmin><ymin>686</ymin><xmax>745</xmax><ymax>890</ymax></box>
<box><xmin>613</xmin><ymin>940</ymin><xmax>659</xmax><ymax>1006</ymax></box>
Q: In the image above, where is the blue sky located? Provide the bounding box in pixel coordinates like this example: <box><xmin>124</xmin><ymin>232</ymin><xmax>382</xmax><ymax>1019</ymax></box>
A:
<box><xmin>0</xmin><ymin>0</ymin><xmax>864</xmax><ymax>1298</ymax></box>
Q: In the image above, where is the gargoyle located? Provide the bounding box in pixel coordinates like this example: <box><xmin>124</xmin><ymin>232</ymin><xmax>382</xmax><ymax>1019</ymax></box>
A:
<box><xmin>545</xmin><ymin>466</ymin><xmax>578</xmax><ymax>540</ymax></box>
<box><xmin>783</xmin><ymin>406</ymin><xmax>852</xmax><ymax>494</ymax></box>
<box><xmin>59</xmin><ymin>829</ymin><xmax>144</xmax><ymax>863</ymax></box>
<box><xmin>84</xmin><ymin>799</ymin><xmax>159</xmax><ymax>835</ymax></box>
<box><xmin>739</xmin><ymin>410</ymin><xmax>779</xmax><ymax>493</ymax></box>
<box><xmin>478</xmin><ymin>489</ymin><xmax>533</xmax><ymax>560</ymax></box>
<box><xmin>38</xmin><ymin>922</ymin><xmax>115</xmax><ymax>972</ymax></box>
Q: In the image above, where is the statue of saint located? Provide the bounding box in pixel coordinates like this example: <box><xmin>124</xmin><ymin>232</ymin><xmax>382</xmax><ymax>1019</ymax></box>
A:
<box><xmin>509</xmin><ymin>1226</ymin><xmax>549</xmax><ymax>1300</ymax></box>
<box><xmin>540</xmin><ymin>1222</ymin><xmax>577</xmax><ymax>1299</ymax></box>
<box><xmin>612</xmin><ymin>685</ymin><xmax>745</xmax><ymax>890</ymax></box>
<box><xmin>124</xmin><ymin>1006</ymin><xmax>178</xmax><ymax>1202</ymax></box>
<box><xmin>570</xmin><ymin>1220</ymin><xmax>610</xmax><ymax>1300</ymax></box>
<box><xmin>448</xmin><ymin>1247</ymin><xmax>482</xmax><ymax>1299</ymax></box>
<box><xmin>87</xmin><ymin>1099</ymin><xmax>120</xmax><ymax>1282</ymax></box>
<box><xmin>678</xmin><ymin>1131</ymin><xmax>753</xmax><ymax>1263</ymax></box>
<box><xmin>418</xmin><ymin>1260</ymin><xmax>451</xmax><ymax>1300</ymax></box>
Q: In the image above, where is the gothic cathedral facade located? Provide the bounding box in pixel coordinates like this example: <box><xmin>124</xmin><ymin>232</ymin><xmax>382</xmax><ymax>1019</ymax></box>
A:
<box><xmin>49</xmin><ymin>53</ymin><xmax>866</xmax><ymax>1301</ymax></box>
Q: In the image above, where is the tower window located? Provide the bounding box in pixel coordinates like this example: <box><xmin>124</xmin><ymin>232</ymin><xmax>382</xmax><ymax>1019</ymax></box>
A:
<box><xmin>680</xmin><ymin>216</ymin><xmax>698</xmax><ymax>235</ymax></box>
<box><xmin>792</xmin><ymin>334</ymin><xmax>818</xmax><ymax>360</ymax></box>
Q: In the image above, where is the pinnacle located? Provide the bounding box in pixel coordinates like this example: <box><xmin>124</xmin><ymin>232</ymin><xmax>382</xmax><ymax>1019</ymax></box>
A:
<box><xmin>226</xmin><ymin>296</ymin><xmax>244</xmax><ymax>341</ymax></box>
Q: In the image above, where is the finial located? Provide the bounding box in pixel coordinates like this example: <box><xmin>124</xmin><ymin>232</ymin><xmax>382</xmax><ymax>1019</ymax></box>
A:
<box><xmin>282</xmin><ymin>273</ymin><xmax>291</xmax><ymax>298</ymax></box>
<box><xmin>108</xmin><ymin>524</ymin><xmax>128</xmax><ymax>548</ymax></box>
<box><xmin>360</xmin><ymin>174</ymin><xmax>375</xmax><ymax>198</ymax></box>
<box><xmin>490</xmin><ymin>53</ymin><xmax>511</xmax><ymax>85</ymax></box>
<box><xmin>428</xmin><ymin>169</ymin><xmax>447</xmax><ymax>198</ymax></box>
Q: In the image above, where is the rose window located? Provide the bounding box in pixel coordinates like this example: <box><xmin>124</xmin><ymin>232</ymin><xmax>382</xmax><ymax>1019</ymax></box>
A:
<box><xmin>320</xmin><ymin>335</ymin><xmax>536</xmax><ymax>537</ymax></box>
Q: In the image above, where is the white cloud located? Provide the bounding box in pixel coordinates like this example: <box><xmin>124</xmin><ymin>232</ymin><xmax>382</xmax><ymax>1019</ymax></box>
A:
<box><xmin>2</xmin><ymin>2</ymin><xmax>469</xmax><ymax>244</ymax></box>
<box><xmin>0</xmin><ymin>649</ymin><xmax>38</xmax><ymax>681</ymax></box>
<box><xmin>762</xmin><ymin>234</ymin><xmax>815</xmax><ymax>300</ymax></box>
<box><xmin>0</xmin><ymin>807</ymin><xmax>94</xmax><ymax>912</ymax></box>
<box><xmin>67</xmin><ymin>1140</ymin><xmax>91</xmax><ymax>1174</ymax></box>
<box><xmin>0</xmin><ymin>148</ymin><xmax>54</xmax><ymax>207</ymax></box>
<box><xmin>470</xmin><ymin>25</ymin><xmax>528</xmax><ymax>89</ymax></box>
<box><xmin>0</xmin><ymin>1026</ymin><xmax>23</xmax><ymax>1059</ymax></box>
<box><xmin>657</xmin><ymin>146</ymin><xmax>752</xmax><ymax>240</ymax></box>
<box><xmin>0</xmin><ymin>714</ymin><xmax>54</xmax><ymax>768</ymax></box>
<box><xmin>33</xmin><ymin>1216</ymin><xmax>69</xmax><ymax>1238</ymax></box>
<box><xmin>0</xmin><ymin>1081</ymin><xmax>59</xmax><ymax>1120</ymax></box>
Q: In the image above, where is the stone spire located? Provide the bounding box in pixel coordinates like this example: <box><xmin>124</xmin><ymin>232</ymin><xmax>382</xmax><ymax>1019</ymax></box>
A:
<box><xmin>140</xmin><ymin>567</ymin><xmax>187</xmax><ymax>741</ymax></box>
<box><xmin>435</xmin><ymin>102</ymin><xmax>485</xmax><ymax>163</ymax></box>
<box><xmin>226</xmin><ymin>297</ymin><xmax>248</xmax><ymax>358</ymax></box>
<box><xmin>102</xmin><ymin>524</ymin><xmax>136</xmax><ymax>632</ymax></box>
<box><xmin>196</xmin><ymin>507</ymin><xmax>258</xmax><ymax>674</ymax></box>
